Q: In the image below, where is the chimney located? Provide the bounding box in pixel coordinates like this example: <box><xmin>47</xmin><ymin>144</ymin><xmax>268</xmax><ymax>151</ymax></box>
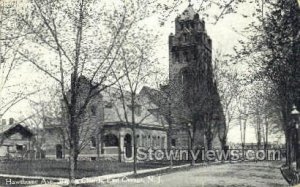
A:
<box><xmin>2</xmin><ymin>119</ymin><xmax>6</xmax><ymax>126</ymax></box>
<box><xmin>9</xmin><ymin>118</ymin><xmax>14</xmax><ymax>125</ymax></box>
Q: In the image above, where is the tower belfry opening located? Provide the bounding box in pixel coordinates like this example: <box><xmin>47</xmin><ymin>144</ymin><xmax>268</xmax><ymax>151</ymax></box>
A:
<box><xmin>169</xmin><ymin>4</ymin><xmax>212</xmax><ymax>83</ymax></box>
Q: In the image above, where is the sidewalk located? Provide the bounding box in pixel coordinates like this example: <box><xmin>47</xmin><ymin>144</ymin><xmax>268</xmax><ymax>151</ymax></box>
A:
<box><xmin>31</xmin><ymin>163</ymin><xmax>193</xmax><ymax>186</ymax></box>
<box><xmin>0</xmin><ymin>161</ymin><xmax>231</xmax><ymax>187</ymax></box>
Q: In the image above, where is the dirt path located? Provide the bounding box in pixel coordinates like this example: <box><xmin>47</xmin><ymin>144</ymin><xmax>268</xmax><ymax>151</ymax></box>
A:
<box><xmin>93</xmin><ymin>161</ymin><xmax>288</xmax><ymax>187</ymax></box>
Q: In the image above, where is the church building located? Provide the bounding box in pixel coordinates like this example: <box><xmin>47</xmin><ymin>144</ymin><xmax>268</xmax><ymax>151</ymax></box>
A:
<box><xmin>43</xmin><ymin>4</ymin><xmax>225</xmax><ymax>161</ymax></box>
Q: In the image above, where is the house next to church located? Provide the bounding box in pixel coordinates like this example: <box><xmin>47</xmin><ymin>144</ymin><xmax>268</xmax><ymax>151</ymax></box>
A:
<box><xmin>0</xmin><ymin>118</ymin><xmax>36</xmax><ymax>159</ymax></box>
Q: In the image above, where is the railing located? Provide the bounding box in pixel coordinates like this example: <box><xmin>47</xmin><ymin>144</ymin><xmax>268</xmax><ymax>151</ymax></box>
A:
<box><xmin>280</xmin><ymin>165</ymin><xmax>300</xmax><ymax>185</ymax></box>
<box><xmin>103</xmin><ymin>147</ymin><xmax>118</xmax><ymax>155</ymax></box>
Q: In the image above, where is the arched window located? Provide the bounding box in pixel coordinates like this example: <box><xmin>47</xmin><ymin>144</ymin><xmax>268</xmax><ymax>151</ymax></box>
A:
<box><xmin>180</xmin><ymin>23</ymin><xmax>184</xmax><ymax>30</ymax></box>
<box><xmin>183</xmin><ymin>51</ymin><xmax>189</xmax><ymax>62</ymax></box>
<box><xmin>148</xmin><ymin>135</ymin><xmax>151</xmax><ymax>147</ymax></box>
<box><xmin>91</xmin><ymin>105</ymin><xmax>97</xmax><ymax>116</ymax></box>
<box><xmin>191</xmin><ymin>22</ymin><xmax>194</xmax><ymax>29</ymax></box>
<box><xmin>136</xmin><ymin>135</ymin><xmax>140</xmax><ymax>146</ymax></box>
<box><xmin>161</xmin><ymin>137</ymin><xmax>165</xmax><ymax>149</ymax></box>
<box><xmin>183</xmin><ymin>34</ymin><xmax>188</xmax><ymax>42</ymax></box>
<box><xmin>180</xmin><ymin>69</ymin><xmax>189</xmax><ymax>85</ymax></box>
<box><xmin>157</xmin><ymin>136</ymin><xmax>160</xmax><ymax>147</ymax></box>
<box><xmin>104</xmin><ymin>134</ymin><xmax>119</xmax><ymax>147</ymax></box>
<box><xmin>171</xmin><ymin>139</ymin><xmax>176</xmax><ymax>147</ymax></box>
<box><xmin>142</xmin><ymin>135</ymin><xmax>146</xmax><ymax>147</ymax></box>
<box><xmin>90</xmin><ymin>136</ymin><xmax>97</xmax><ymax>148</ymax></box>
<box><xmin>204</xmin><ymin>63</ymin><xmax>208</xmax><ymax>73</ymax></box>
<box><xmin>174</xmin><ymin>51</ymin><xmax>180</xmax><ymax>63</ymax></box>
<box><xmin>152</xmin><ymin>136</ymin><xmax>156</xmax><ymax>147</ymax></box>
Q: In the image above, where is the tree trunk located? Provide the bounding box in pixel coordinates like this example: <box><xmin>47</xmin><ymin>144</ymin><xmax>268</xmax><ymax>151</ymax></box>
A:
<box><xmin>281</xmin><ymin>104</ymin><xmax>292</xmax><ymax>168</ymax></box>
<box><xmin>69</xmin><ymin>72</ymin><xmax>79</xmax><ymax>187</ymax></box>
<box><xmin>167</xmin><ymin>127</ymin><xmax>173</xmax><ymax>168</ymax></box>
<box><xmin>190</xmin><ymin>135</ymin><xmax>195</xmax><ymax>166</ymax></box>
<box><xmin>131</xmin><ymin>94</ymin><xmax>137</xmax><ymax>175</ymax></box>
<box><xmin>243</xmin><ymin>119</ymin><xmax>246</xmax><ymax>160</ymax></box>
<box><xmin>167</xmin><ymin>98</ymin><xmax>173</xmax><ymax>168</ymax></box>
<box><xmin>285</xmin><ymin>124</ymin><xmax>291</xmax><ymax>167</ymax></box>
<box><xmin>133</xmin><ymin>127</ymin><xmax>137</xmax><ymax>174</ymax></box>
<box><xmin>205</xmin><ymin>127</ymin><xmax>213</xmax><ymax>151</ymax></box>
<box><xmin>264</xmin><ymin>117</ymin><xmax>269</xmax><ymax>160</ymax></box>
<box><xmin>239</xmin><ymin>114</ymin><xmax>243</xmax><ymax>157</ymax></box>
<box><xmin>74</xmin><ymin>153</ymin><xmax>78</xmax><ymax>171</ymax></box>
<box><xmin>220</xmin><ymin>135</ymin><xmax>227</xmax><ymax>151</ymax></box>
<box><xmin>207</xmin><ymin>138</ymin><xmax>213</xmax><ymax>151</ymax></box>
<box><xmin>257</xmin><ymin>121</ymin><xmax>261</xmax><ymax>149</ymax></box>
<box><xmin>97</xmin><ymin>128</ymin><xmax>100</xmax><ymax>160</ymax></box>
<box><xmin>69</xmin><ymin>148</ymin><xmax>76</xmax><ymax>187</ymax></box>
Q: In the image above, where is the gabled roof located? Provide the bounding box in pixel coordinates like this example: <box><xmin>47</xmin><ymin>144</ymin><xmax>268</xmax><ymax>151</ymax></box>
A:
<box><xmin>139</xmin><ymin>86</ymin><xmax>163</xmax><ymax>106</ymax></box>
<box><xmin>102</xmin><ymin>86</ymin><xmax>168</xmax><ymax>128</ymax></box>
<box><xmin>0</xmin><ymin>124</ymin><xmax>34</xmax><ymax>138</ymax></box>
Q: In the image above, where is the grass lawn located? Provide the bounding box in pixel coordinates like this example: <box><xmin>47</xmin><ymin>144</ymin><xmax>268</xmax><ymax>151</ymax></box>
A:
<box><xmin>0</xmin><ymin>159</ymin><xmax>189</xmax><ymax>179</ymax></box>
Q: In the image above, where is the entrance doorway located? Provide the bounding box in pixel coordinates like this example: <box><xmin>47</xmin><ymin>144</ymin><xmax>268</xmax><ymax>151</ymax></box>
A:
<box><xmin>124</xmin><ymin>134</ymin><xmax>132</xmax><ymax>158</ymax></box>
<box><xmin>56</xmin><ymin>144</ymin><xmax>63</xmax><ymax>159</ymax></box>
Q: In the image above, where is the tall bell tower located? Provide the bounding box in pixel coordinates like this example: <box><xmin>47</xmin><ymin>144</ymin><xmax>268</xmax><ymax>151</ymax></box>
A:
<box><xmin>169</xmin><ymin>4</ymin><xmax>212</xmax><ymax>83</ymax></box>
<box><xmin>168</xmin><ymin>4</ymin><xmax>215</xmax><ymax>149</ymax></box>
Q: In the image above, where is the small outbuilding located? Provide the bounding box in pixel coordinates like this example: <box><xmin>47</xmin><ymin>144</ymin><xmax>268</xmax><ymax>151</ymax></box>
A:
<box><xmin>0</xmin><ymin>122</ymin><xmax>35</xmax><ymax>159</ymax></box>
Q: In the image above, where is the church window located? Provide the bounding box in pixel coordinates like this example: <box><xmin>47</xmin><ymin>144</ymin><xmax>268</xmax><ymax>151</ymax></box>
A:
<box><xmin>174</xmin><ymin>52</ymin><xmax>179</xmax><ymax>63</ymax></box>
<box><xmin>158</xmin><ymin>136</ymin><xmax>160</xmax><ymax>147</ymax></box>
<box><xmin>191</xmin><ymin>22</ymin><xmax>194</xmax><ymax>29</ymax></box>
<box><xmin>142</xmin><ymin>135</ymin><xmax>146</xmax><ymax>147</ymax></box>
<box><xmin>104</xmin><ymin>134</ymin><xmax>118</xmax><ymax>147</ymax></box>
<box><xmin>105</xmin><ymin>102</ymin><xmax>113</xmax><ymax>108</ymax></box>
<box><xmin>181</xmin><ymin>73</ymin><xmax>184</xmax><ymax>85</ymax></box>
<box><xmin>136</xmin><ymin>105</ymin><xmax>141</xmax><ymax>116</ymax></box>
<box><xmin>178</xmin><ymin>52</ymin><xmax>182</xmax><ymax>63</ymax></box>
<box><xmin>171</xmin><ymin>139</ymin><xmax>176</xmax><ymax>147</ymax></box>
<box><xmin>181</xmin><ymin>69</ymin><xmax>189</xmax><ymax>85</ymax></box>
<box><xmin>16</xmin><ymin>144</ymin><xmax>23</xmax><ymax>151</ymax></box>
<box><xmin>90</xmin><ymin>136</ymin><xmax>97</xmax><ymax>148</ymax></box>
<box><xmin>204</xmin><ymin>63</ymin><xmax>208</xmax><ymax>73</ymax></box>
<box><xmin>91</xmin><ymin>105</ymin><xmax>97</xmax><ymax>116</ymax></box>
<box><xmin>180</xmin><ymin>23</ymin><xmax>184</xmax><ymax>30</ymax></box>
<box><xmin>148</xmin><ymin>135</ymin><xmax>151</xmax><ymax>147</ymax></box>
<box><xmin>183</xmin><ymin>34</ymin><xmax>188</xmax><ymax>42</ymax></box>
<box><xmin>128</xmin><ymin>104</ymin><xmax>141</xmax><ymax>116</ymax></box>
<box><xmin>161</xmin><ymin>137</ymin><xmax>165</xmax><ymax>149</ymax></box>
<box><xmin>152</xmin><ymin>136</ymin><xmax>156</xmax><ymax>147</ymax></box>
<box><xmin>136</xmin><ymin>135</ymin><xmax>140</xmax><ymax>146</ymax></box>
<box><xmin>184</xmin><ymin>51</ymin><xmax>189</xmax><ymax>62</ymax></box>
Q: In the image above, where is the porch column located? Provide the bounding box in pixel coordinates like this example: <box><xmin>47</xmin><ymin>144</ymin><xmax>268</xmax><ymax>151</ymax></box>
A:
<box><xmin>97</xmin><ymin>132</ymin><xmax>100</xmax><ymax>160</ymax></box>
<box><xmin>100</xmin><ymin>131</ymin><xmax>104</xmax><ymax>155</ymax></box>
<box><xmin>119</xmin><ymin>133</ymin><xmax>124</xmax><ymax>162</ymax></box>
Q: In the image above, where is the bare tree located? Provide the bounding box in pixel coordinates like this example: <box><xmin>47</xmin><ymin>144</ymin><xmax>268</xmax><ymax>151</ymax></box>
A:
<box><xmin>0</xmin><ymin>1</ymin><xmax>30</xmax><ymax>117</ymax></box>
<box><xmin>237</xmin><ymin>99</ymin><xmax>249</xmax><ymax>160</ymax></box>
<box><xmin>111</xmin><ymin>30</ymin><xmax>159</xmax><ymax>173</ymax></box>
<box><xmin>7</xmin><ymin>0</ymin><xmax>164</xmax><ymax>185</ymax></box>
<box><xmin>233</xmin><ymin>0</ymin><xmax>299</xmax><ymax>168</ymax></box>
<box><xmin>214</xmin><ymin>51</ymin><xmax>241</xmax><ymax>150</ymax></box>
<box><xmin>21</xmin><ymin>89</ymin><xmax>64</xmax><ymax>159</ymax></box>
